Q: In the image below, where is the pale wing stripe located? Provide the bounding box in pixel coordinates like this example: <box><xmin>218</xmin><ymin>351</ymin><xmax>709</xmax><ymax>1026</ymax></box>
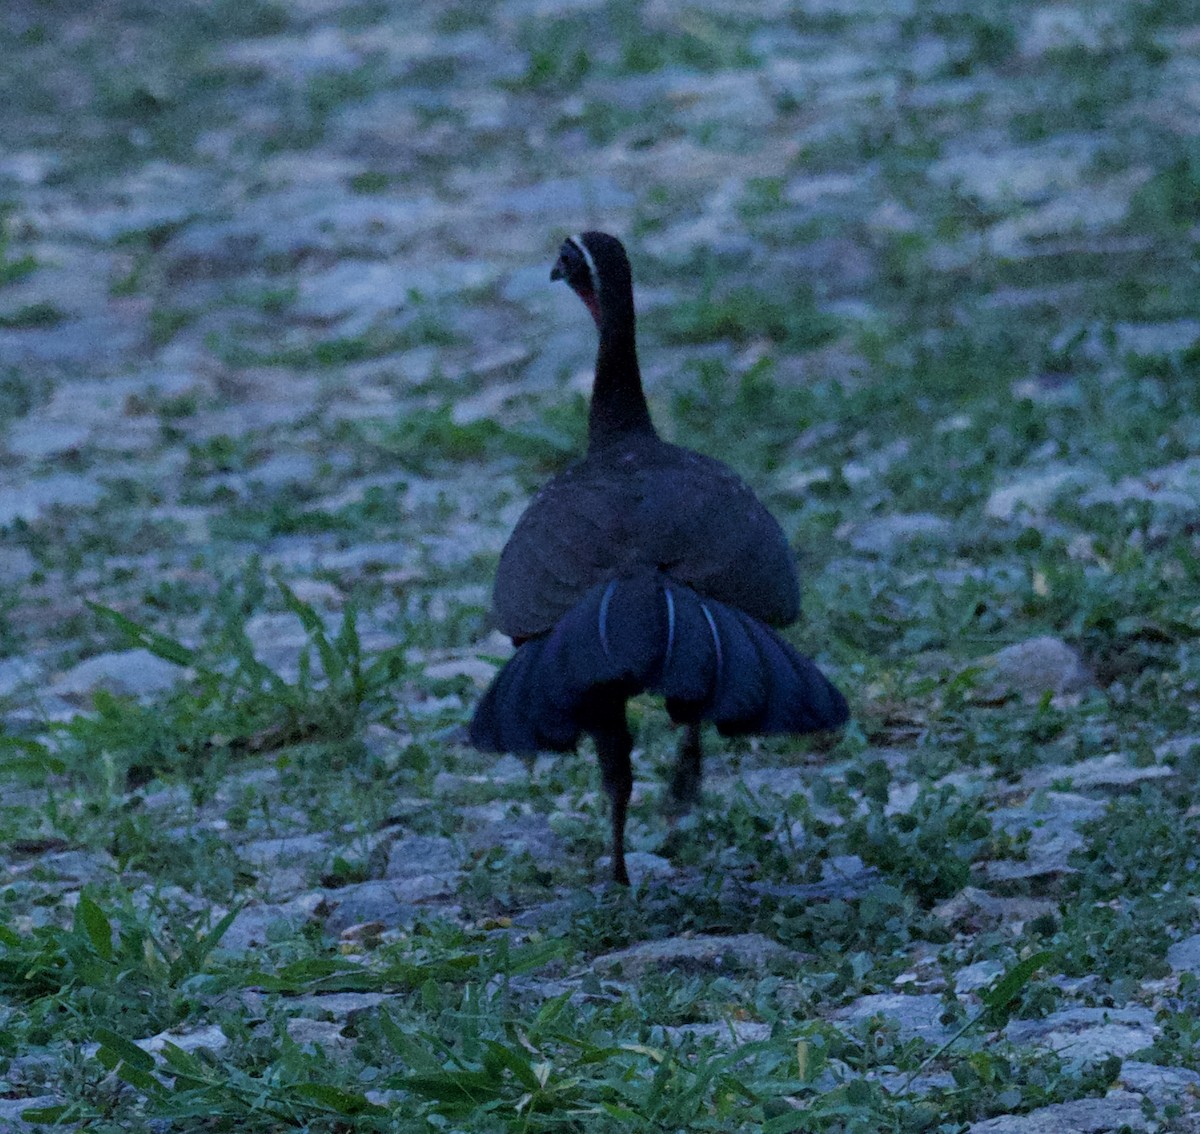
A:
<box><xmin>663</xmin><ymin>584</ymin><xmax>677</xmax><ymax>670</ymax></box>
<box><xmin>699</xmin><ymin>601</ymin><xmax>723</xmax><ymax>687</ymax></box>
<box><xmin>597</xmin><ymin>578</ymin><xmax>618</xmax><ymax>660</ymax></box>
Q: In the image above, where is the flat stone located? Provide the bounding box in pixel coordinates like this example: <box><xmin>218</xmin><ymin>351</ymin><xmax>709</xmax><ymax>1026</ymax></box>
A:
<box><xmin>987</xmin><ymin>173</ymin><xmax>1149</xmax><ymax>258</ymax></box>
<box><xmin>0</xmin><ymin>657</ymin><xmax>41</xmax><ymax>698</ymax></box>
<box><xmin>1118</xmin><ymin>1061</ymin><xmax>1200</xmax><ymax>1110</ymax></box>
<box><xmin>1167</xmin><ymin>933</ymin><xmax>1200</xmax><ymax>975</ymax></box>
<box><xmin>987</xmin><ymin>637</ymin><xmax>1092</xmax><ymax>699</ymax></box>
<box><xmin>318</xmin><ymin>878</ymin><xmax>454</xmax><ymax>933</ymax></box>
<box><xmin>1155</xmin><ymin>736</ymin><xmax>1200</xmax><ymax>761</ymax></box>
<box><xmin>1006</xmin><ymin>1007</ymin><xmax>1158</xmax><ymax>1061</ymax></box>
<box><xmin>6</xmin><ymin>420</ymin><xmax>91</xmax><ymax>460</ymax></box>
<box><xmin>28</xmin><ymin>849</ymin><xmax>117</xmax><ymax>883</ymax></box>
<box><xmin>0</xmin><ymin>547</ymin><xmax>37</xmax><ymax>584</ymax></box>
<box><xmin>593</xmin><ymin>933</ymin><xmax>798</xmax><ymax>977</ymax></box>
<box><xmin>0</xmin><ymin>473</ymin><xmax>103</xmax><ymax>525</ymax></box>
<box><xmin>954</xmin><ymin>959</ymin><xmax>1006</xmax><ymax>995</ymax></box>
<box><xmin>244</xmin><ymin>451</ymin><xmax>319</xmax><ymax>490</ymax></box>
<box><xmin>844</xmin><ymin>513</ymin><xmax>953</xmax><ymax>556</ymax></box>
<box><xmin>289</xmin><ymin>992</ymin><xmax>391</xmax><ymax>1022</ymax></box>
<box><xmin>968</xmin><ymin>1092</ymin><xmax>1147</xmax><ymax>1133</ymax></box>
<box><xmin>1021</xmin><ymin>6</ymin><xmax>1123</xmax><ymax>57</ymax></box>
<box><xmin>985</xmin><ymin>467</ymin><xmax>1097</xmax><ymax>522</ymax></box>
<box><xmin>137</xmin><ymin>1023</ymin><xmax>229</xmax><ymax>1057</ymax></box>
<box><xmin>833</xmin><ymin>993</ymin><xmax>953</xmax><ymax>1043</ymax></box>
<box><xmin>213</xmin><ymin>894</ymin><xmax>323</xmax><ymax>955</ymax></box>
<box><xmin>0</xmin><ymin>1096</ymin><xmax>61</xmax><ymax>1127</ymax></box>
<box><xmin>286</xmin><ymin>1017</ymin><xmax>350</xmax><ymax>1051</ymax></box>
<box><xmin>596</xmin><ymin>851</ymin><xmax>676</xmax><ymax>883</ymax></box>
<box><xmin>487</xmin><ymin>176</ymin><xmax>634</xmax><ymax>219</ymax></box>
<box><xmin>987</xmin><ymin>792</ymin><xmax>1105</xmax><ymax>883</ymax></box>
<box><xmin>1113</xmin><ymin>320</ymin><xmax>1200</xmax><ymax>357</ymax></box>
<box><xmin>662</xmin><ymin>1021</ymin><xmax>771</xmax><ymax>1046</ymax></box>
<box><xmin>385</xmin><ymin>836</ymin><xmax>464</xmax><ymax>879</ymax></box>
<box><xmin>293</xmin><ymin>259</ymin><xmax>497</xmax><ymax>323</ymax></box>
<box><xmin>52</xmin><ymin>648</ymin><xmax>184</xmax><ymax>699</ymax></box>
<box><xmin>1082</xmin><ymin>457</ymin><xmax>1200</xmax><ymax>511</ymax></box>
<box><xmin>932</xmin><ymin>887</ymin><xmax>1059</xmax><ymax>932</ymax></box>
<box><xmin>930</xmin><ymin>141</ymin><xmax>1095</xmax><ymax>207</ymax></box>
<box><xmin>239</xmin><ymin>833</ymin><xmax>331</xmax><ymax>869</ymax></box>
<box><xmin>1023</xmin><ymin>753</ymin><xmax>1174</xmax><ymax>792</ymax></box>
<box><xmin>220</xmin><ymin>27</ymin><xmax>361</xmax><ymax>78</ymax></box>
<box><xmin>466</xmin><ymin>814</ymin><xmax>561</xmax><ymax>867</ymax></box>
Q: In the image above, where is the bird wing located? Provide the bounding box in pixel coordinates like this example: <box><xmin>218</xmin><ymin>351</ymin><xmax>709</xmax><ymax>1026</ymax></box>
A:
<box><xmin>491</xmin><ymin>443</ymin><xmax>799</xmax><ymax>640</ymax></box>
<box><xmin>625</xmin><ymin>447</ymin><xmax>799</xmax><ymax>627</ymax></box>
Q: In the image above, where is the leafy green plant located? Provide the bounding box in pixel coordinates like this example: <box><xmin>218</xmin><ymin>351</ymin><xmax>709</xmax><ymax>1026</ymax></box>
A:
<box><xmin>60</xmin><ymin>580</ymin><xmax>409</xmax><ymax>793</ymax></box>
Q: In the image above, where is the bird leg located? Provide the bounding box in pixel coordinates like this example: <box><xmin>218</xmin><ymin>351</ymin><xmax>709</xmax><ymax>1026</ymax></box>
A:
<box><xmin>592</xmin><ymin>718</ymin><xmax>633</xmax><ymax>886</ymax></box>
<box><xmin>665</xmin><ymin>721</ymin><xmax>703</xmax><ymax>817</ymax></box>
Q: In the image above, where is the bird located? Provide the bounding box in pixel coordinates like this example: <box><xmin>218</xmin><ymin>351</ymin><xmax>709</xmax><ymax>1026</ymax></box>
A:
<box><xmin>470</xmin><ymin>231</ymin><xmax>848</xmax><ymax>885</ymax></box>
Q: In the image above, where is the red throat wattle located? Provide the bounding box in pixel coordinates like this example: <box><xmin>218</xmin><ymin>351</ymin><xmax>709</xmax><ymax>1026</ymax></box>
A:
<box><xmin>575</xmin><ymin>283</ymin><xmax>602</xmax><ymax>326</ymax></box>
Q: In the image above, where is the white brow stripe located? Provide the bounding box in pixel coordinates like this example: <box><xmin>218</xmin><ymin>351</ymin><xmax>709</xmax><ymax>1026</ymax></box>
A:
<box><xmin>568</xmin><ymin>233</ymin><xmax>600</xmax><ymax>294</ymax></box>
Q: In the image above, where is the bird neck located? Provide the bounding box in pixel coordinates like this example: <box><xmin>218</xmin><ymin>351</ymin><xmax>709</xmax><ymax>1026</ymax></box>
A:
<box><xmin>588</xmin><ymin>303</ymin><xmax>656</xmax><ymax>451</ymax></box>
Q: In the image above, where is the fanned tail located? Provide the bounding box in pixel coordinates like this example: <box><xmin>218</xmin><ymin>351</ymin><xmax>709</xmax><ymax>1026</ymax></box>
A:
<box><xmin>469</xmin><ymin>573</ymin><xmax>848</xmax><ymax>753</ymax></box>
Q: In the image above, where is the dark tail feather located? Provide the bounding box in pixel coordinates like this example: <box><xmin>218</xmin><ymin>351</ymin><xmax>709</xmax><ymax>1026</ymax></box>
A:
<box><xmin>711</xmin><ymin>609</ymin><xmax>850</xmax><ymax>735</ymax></box>
<box><xmin>470</xmin><ymin>573</ymin><xmax>848</xmax><ymax>753</ymax></box>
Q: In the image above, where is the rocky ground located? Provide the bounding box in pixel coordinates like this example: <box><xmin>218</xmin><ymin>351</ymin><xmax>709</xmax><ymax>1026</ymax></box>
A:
<box><xmin>3</xmin><ymin>0</ymin><xmax>1200</xmax><ymax>1130</ymax></box>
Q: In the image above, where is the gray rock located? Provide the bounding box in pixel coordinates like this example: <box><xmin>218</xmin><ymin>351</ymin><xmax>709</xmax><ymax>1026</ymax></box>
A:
<box><xmin>294</xmin><ymin>259</ymin><xmax>497</xmax><ymax>325</ymax></box>
<box><xmin>662</xmin><ymin>1021</ymin><xmax>771</xmax><ymax>1047</ymax></box>
<box><xmin>596</xmin><ymin>851</ymin><xmax>675</xmax><ymax>883</ymax></box>
<box><xmin>1155</xmin><ymin>735</ymin><xmax>1200</xmax><ymax>761</ymax></box>
<box><xmin>0</xmin><ymin>547</ymin><xmax>37</xmax><ymax>584</ymax></box>
<box><xmin>1006</xmin><ymin>1007</ymin><xmax>1158</xmax><ymax>1061</ymax></box>
<box><xmin>955</xmin><ymin>960</ymin><xmax>1006</xmax><ymax>995</ymax></box>
<box><xmin>5</xmin><ymin>420</ymin><xmax>90</xmax><ymax>460</ymax></box>
<box><xmin>593</xmin><ymin>934</ymin><xmax>798</xmax><ymax>977</ymax></box>
<box><xmin>239</xmin><ymin>833</ymin><xmax>332</xmax><ymax>897</ymax></box>
<box><xmin>385</xmin><ymin>836</ymin><xmax>464</xmax><ymax>879</ymax></box>
<box><xmin>137</xmin><ymin>1023</ymin><xmax>229</xmax><ymax>1057</ymax></box>
<box><xmin>987</xmin><ymin>792</ymin><xmax>1105</xmax><ymax>883</ymax></box>
<box><xmin>289</xmin><ymin>992</ymin><xmax>391</xmax><ymax>1022</ymax></box>
<box><xmin>239</xmin><ymin>833</ymin><xmax>331</xmax><ymax>869</ymax></box>
<box><xmin>52</xmin><ymin>648</ymin><xmax>184</xmax><ymax>699</ymax></box>
<box><xmin>318</xmin><ymin>878</ymin><xmax>454</xmax><ymax>933</ymax></box>
<box><xmin>214</xmin><ymin>897</ymin><xmax>320</xmax><ymax>955</ymax></box>
<box><xmin>1020</xmin><ymin>6</ymin><xmax>1123</xmax><ymax>57</ymax></box>
<box><xmin>1167</xmin><ymin>933</ymin><xmax>1200</xmax><ymax>975</ymax></box>
<box><xmin>1112</xmin><ymin>320</ymin><xmax>1200</xmax><ymax>357</ymax></box>
<box><xmin>929</xmin><ymin>141</ymin><xmax>1094</xmax><ymax>207</ymax></box>
<box><xmin>968</xmin><ymin>1092</ymin><xmax>1148</xmax><ymax>1133</ymax></box>
<box><xmin>0</xmin><ymin>657</ymin><xmax>41</xmax><ymax>698</ymax></box>
<box><xmin>845</xmin><ymin>513</ymin><xmax>953</xmax><ymax>556</ymax></box>
<box><xmin>985</xmin><ymin>467</ymin><xmax>1097</xmax><ymax>522</ymax></box>
<box><xmin>932</xmin><ymin>887</ymin><xmax>1059</xmax><ymax>933</ymax></box>
<box><xmin>35</xmin><ymin>849</ymin><xmax>117</xmax><ymax>884</ymax></box>
<box><xmin>1082</xmin><ymin>457</ymin><xmax>1200</xmax><ymax>511</ymax></box>
<box><xmin>286</xmin><ymin>1017</ymin><xmax>350</xmax><ymax>1051</ymax></box>
<box><xmin>1023</xmin><ymin>753</ymin><xmax>1174</xmax><ymax>792</ymax></box>
<box><xmin>833</xmin><ymin>993</ymin><xmax>953</xmax><ymax>1043</ymax></box>
<box><xmin>0</xmin><ymin>1096</ymin><xmax>61</xmax><ymax>1129</ymax></box>
<box><xmin>487</xmin><ymin>176</ymin><xmax>634</xmax><ymax>219</ymax></box>
<box><xmin>0</xmin><ymin>473</ymin><xmax>103</xmax><ymax>525</ymax></box>
<box><xmin>987</xmin><ymin>637</ymin><xmax>1092</xmax><ymax>699</ymax></box>
<box><xmin>467</xmin><ymin>814</ymin><xmax>561</xmax><ymax>867</ymax></box>
<box><xmin>1118</xmin><ymin>1061</ymin><xmax>1200</xmax><ymax>1110</ymax></box>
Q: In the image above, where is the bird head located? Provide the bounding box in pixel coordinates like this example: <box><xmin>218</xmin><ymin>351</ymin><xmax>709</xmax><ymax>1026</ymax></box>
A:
<box><xmin>551</xmin><ymin>231</ymin><xmax>632</xmax><ymax>328</ymax></box>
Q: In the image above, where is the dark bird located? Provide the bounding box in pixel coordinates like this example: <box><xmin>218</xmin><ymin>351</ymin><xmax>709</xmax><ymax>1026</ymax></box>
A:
<box><xmin>470</xmin><ymin>231</ymin><xmax>848</xmax><ymax>884</ymax></box>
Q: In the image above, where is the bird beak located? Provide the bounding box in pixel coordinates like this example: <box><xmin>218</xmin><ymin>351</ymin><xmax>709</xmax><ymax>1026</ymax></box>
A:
<box><xmin>550</xmin><ymin>255</ymin><xmax>566</xmax><ymax>282</ymax></box>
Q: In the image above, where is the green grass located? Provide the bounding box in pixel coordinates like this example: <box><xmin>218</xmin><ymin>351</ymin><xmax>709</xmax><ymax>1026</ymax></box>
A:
<box><xmin>4</xmin><ymin>0</ymin><xmax>1200</xmax><ymax>1128</ymax></box>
